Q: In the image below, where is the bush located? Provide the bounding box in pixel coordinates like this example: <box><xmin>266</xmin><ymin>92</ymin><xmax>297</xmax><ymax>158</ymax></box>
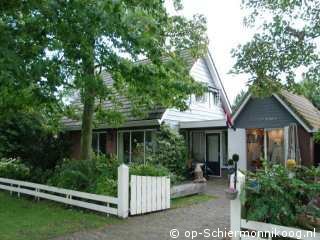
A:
<box><xmin>130</xmin><ymin>163</ymin><xmax>170</xmax><ymax>176</ymax></box>
<box><xmin>148</xmin><ymin>125</ymin><xmax>187</xmax><ymax>178</ymax></box>
<box><xmin>47</xmin><ymin>154</ymin><xmax>119</xmax><ymax>196</ymax></box>
<box><xmin>0</xmin><ymin>112</ymin><xmax>69</xmax><ymax>171</ymax></box>
<box><xmin>243</xmin><ymin>162</ymin><xmax>320</xmax><ymax>228</ymax></box>
<box><xmin>0</xmin><ymin>158</ymin><xmax>30</xmax><ymax>180</ymax></box>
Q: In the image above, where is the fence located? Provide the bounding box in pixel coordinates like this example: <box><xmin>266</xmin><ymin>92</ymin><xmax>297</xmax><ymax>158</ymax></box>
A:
<box><xmin>0</xmin><ymin>164</ymin><xmax>172</xmax><ymax>218</ymax></box>
<box><xmin>130</xmin><ymin>175</ymin><xmax>170</xmax><ymax>215</ymax></box>
<box><xmin>0</xmin><ymin>164</ymin><xmax>129</xmax><ymax>218</ymax></box>
<box><xmin>230</xmin><ymin>171</ymin><xmax>320</xmax><ymax>240</ymax></box>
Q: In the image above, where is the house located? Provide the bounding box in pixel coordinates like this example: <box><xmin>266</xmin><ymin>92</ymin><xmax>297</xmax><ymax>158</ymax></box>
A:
<box><xmin>63</xmin><ymin>50</ymin><xmax>232</xmax><ymax>177</ymax></box>
<box><xmin>228</xmin><ymin>90</ymin><xmax>320</xmax><ymax>171</ymax></box>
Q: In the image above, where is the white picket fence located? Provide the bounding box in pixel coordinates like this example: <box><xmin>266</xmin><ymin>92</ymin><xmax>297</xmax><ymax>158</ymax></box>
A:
<box><xmin>0</xmin><ymin>164</ymin><xmax>129</xmax><ymax>218</ymax></box>
<box><xmin>130</xmin><ymin>175</ymin><xmax>170</xmax><ymax>215</ymax></box>
<box><xmin>230</xmin><ymin>171</ymin><xmax>320</xmax><ymax>240</ymax></box>
<box><xmin>0</xmin><ymin>164</ymin><xmax>172</xmax><ymax>218</ymax></box>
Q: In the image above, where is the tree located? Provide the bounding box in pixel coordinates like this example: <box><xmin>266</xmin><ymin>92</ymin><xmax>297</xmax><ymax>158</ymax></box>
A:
<box><xmin>232</xmin><ymin>90</ymin><xmax>247</xmax><ymax>111</ymax></box>
<box><xmin>0</xmin><ymin>1</ymin><xmax>65</xmax><ymax>122</ymax></box>
<box><xmin>1</xmin><ymin>1</ymin><xmax>208</xmax><ymax>161</ymax></box>
<box><xmin>42</xmin><ymin>0</ymin><xmax>208</xmax><ymax>160</ymax></box>
<box><xmin>293</xmin><ymin>78</ymin><xmax>320</xmax><ymax>110</ymax></box>
<box><xmin>232</xmin><ymin>0</ymin><xmax>320</xmax><ymax>97</ymax></box>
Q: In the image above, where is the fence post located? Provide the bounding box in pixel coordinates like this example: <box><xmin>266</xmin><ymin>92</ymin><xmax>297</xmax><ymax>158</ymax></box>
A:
<box><xmin>117</xmin><ymin>164</ymin><xmax>129</xmax><ymax>218</ymax></box>
<box><xmin>230</xmin><ymin>171</ymin><xmax>245</xmax><ymax>240</ymax></box>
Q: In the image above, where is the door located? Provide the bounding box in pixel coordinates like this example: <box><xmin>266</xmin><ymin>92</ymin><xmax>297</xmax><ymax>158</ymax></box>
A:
<box><xmin>206</xmin><ymin>133</ymin><xmax>221</xmax><ymax>176</ymax></box>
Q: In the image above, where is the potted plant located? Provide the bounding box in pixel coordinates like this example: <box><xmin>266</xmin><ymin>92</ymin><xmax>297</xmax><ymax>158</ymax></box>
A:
<box><xmin>287</xmin><ymin>159</ymin><xmax>296</xmax><ymax>178</ymax></box>
<box><xmin>225</xmin><ymin>187</ymin><xmax>238</xmax><ymax>200</ymax></box>
<box><xmin>225</xmin><ymin>154</ymin><xmax>240</xmax><ymax>200</ymax></box>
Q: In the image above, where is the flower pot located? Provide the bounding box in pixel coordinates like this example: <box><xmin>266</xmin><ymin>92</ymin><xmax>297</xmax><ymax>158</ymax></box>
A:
<box><xmin>225</xmin><ymin>189</ymin><xmax>238</xmax><ymax>200</ymax></box>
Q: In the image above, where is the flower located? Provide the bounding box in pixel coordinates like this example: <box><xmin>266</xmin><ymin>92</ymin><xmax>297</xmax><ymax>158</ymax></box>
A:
<box><xmin>287</xmin><ymin>159</ymin><xmax>296</xmax><ymax>170</ymax></box>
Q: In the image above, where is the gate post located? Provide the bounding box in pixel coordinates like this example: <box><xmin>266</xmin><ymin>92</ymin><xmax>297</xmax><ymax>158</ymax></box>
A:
<box><xmin>117</xmin><ymin>164</ymin><xmax>129</xmax><ymax>218</ymax></box>
<box><xmin>230</xmin><ymin>171</ymin><xmax>245</xmax><ymax>240</ymax></box>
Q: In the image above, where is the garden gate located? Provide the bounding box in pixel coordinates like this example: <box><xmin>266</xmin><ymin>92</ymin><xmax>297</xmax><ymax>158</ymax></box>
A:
<box><xmin>130</xmin><ymin>175</ymin><xmax>170</xmax><ymax>215</ymax></box>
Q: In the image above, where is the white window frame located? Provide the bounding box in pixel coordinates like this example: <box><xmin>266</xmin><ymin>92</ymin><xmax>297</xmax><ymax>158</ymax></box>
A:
<box><xmin>208</xmin><ymin>88</ymin><xmax>220</xmax><ymax>108</ymax></box>
<box><xmin>117</xmin><ymin>129</ymin><xmax>156</xmax><ymax>164</ymax></box>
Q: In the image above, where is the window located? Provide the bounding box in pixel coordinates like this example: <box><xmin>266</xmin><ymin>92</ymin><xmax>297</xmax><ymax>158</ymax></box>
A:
<box><xmin>191</xmin><ymin>132</ymin><xmax>205</xmax><ymax>162</ymax></box>
<box><xmin>195</xmin><ymin>93</ymin><xmax>208</xmax><ymax>103</ymax></box>
<box><xmin>209</xmin><ymin>89</ymin><xmax>220</xmax><ymax>107</ymax></box>
<box><xmin>266</xmin><ymin>128</ymin><xmax>284</xmax><ymax>165</ymax></box>
<box><xmin>92</xmin><ymin>132</ymin><xmax>107</xmax><ymax>154</ymax></box>
<box><xmin>118</xmin><ymin>130</ymin><xmax>156</xmax><ymax>164</ymax></box>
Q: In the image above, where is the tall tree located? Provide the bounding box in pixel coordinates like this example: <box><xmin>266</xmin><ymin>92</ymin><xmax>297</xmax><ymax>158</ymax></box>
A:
<box><xmin>232</xmin><ymin>90</ymin><xmax>247</xmax><ymax>111</ymax></box>
<box><xmin>0</xmin><ymin>1</ymin><xmax>67</xmax><ymax>130</ymax></box>
<box><xmin>232</xmin><ymin>0</ymin><xmax>320</xmax><ymax>97</ymax></box>
<box><xmin>294</xmin><ymin>78</ymin><xmax>320</xmax><ymax>110</ymax></box>
<box><xmin>43</xmin><ymin>0</ymin><xmax>208</xmax><ymax>160</ymax></box>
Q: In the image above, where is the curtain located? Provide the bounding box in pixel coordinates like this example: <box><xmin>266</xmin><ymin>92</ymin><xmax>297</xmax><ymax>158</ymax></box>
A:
<box><xmin>285</xmin><ymin>124</ymin><xmax>301</xmax><ymax>165</ymax></box>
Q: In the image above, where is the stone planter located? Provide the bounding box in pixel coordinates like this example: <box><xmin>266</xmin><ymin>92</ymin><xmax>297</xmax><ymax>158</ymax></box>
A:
<box><xmin>171</xmin><ymin>182</ymin><xmax>206</xmax><ymax>199</ymax></box>
<box><xmin>225</xmin><ymin>189</ymin><xmax>238</xmax><ymax>200</ymax></box>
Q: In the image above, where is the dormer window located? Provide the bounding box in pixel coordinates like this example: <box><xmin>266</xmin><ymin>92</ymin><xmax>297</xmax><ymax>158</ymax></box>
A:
<box><xmin>209</xmin><ymin>88</ymin><xmax>220</xmax><ymax>108</ymax></box>
<box><xmin>195</xmin><ymin>93</ymin><xmax>208</xmax><ymax>103</ymax></box>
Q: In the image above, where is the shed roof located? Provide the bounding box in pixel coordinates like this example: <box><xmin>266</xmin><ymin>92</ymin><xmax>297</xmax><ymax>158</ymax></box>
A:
<box><xmin>232</xmin><ymin>90</ymin><xmax>320</xmax><ymax>132</ymax></box>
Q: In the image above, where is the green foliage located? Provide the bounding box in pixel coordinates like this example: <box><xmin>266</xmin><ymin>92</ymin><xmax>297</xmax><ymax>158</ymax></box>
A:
<box><xmin>232</xmin><ymin>0</ymin><xmax>320</xmax><ymax>96</ymax></box>
<box><xmin>130</xmin><ymin>163</ymin><xmax>170</xmax><ymax>177</ymax></box>
<box><xmin>148</xmin><ymin>125</ymin><xmax>187</xmax><ymax>178</ymax></box>
<box><xmin>0</xmin><ymin>111</ymin><xmax>68</xmax><ymax>170</ymax></box>
<box><xmin>48</xmin><ymin>154</ymin><xmax>119</xmax><ymax>196</ymax></box>
<box><xmin>292</xmin><ymin>78</ymin><xmax>320</xmax><ymax>110</ymax></box>
<box><xmin>232</xmin><ymin>90</ymin><xmax>247</xmax><ymax>111</ymax></box>
<box><xmin>315</xmin><ymin>131</ymin><xmax>320</xmax><ymax>144</ymax></box>
<box><xmin>0</xmin><ymin>158</ymin><xmax>30</xmax><ymax>180</ymax></box>
<box><xmin>243</xmin><ymin>162</ymin><xmax>320</xmax><ymax>228</ymax></box>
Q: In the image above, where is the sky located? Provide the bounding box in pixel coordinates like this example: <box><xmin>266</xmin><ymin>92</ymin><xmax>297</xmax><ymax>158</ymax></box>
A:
<box><xmin>167</xmin><ymin>0</ymin><xmax>255</xmax><ymax>104</ymax></box>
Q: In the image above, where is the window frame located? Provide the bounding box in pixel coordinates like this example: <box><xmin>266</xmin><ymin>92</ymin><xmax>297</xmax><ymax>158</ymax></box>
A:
<box><xmin>117</xmin><ymin>129</ymin><xmax>156</xmax><ymax>164</ymax></box>
<box><xmin>92</xmin><ymin>131</ymin><xmax>107</xmax><ymax>154</ymax></box>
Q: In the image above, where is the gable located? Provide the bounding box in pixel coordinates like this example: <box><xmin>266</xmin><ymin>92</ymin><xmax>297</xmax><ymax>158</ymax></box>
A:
<box><xmin>190</xmin><ymin>58</ymin><xmax>216</xmax><ymax>88</ymax></box>
<box><xmin>233</xmin><ymin>96</ymin><xmax>299</xmax><ymax>129</ymax></box>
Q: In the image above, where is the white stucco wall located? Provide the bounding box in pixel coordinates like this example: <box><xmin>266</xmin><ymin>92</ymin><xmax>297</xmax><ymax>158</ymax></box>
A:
<box><xmin>228</xmin><ymin>128</ymin><xmax>247</xmax><ymax>171</ymax></box>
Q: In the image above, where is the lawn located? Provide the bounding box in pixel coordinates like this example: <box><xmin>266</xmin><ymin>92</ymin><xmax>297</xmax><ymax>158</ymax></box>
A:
<box><xmin>0</xmin><ymin>191</ymin><xmax>123</xmax><ymax>240</ymax></box>
<box><xmin>0</xmin><ymin>190</ymin><xmax>215</xmax><ymax>240</ymax></box>
<box><xmin>171</xmin><ymin>194</ymin><xmax>216</xmax><ymax>209</ymax></box>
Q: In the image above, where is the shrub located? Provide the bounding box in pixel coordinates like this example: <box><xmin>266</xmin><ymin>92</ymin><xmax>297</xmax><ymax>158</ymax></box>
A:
<box><xmin>47</xmin><ymin>159</ymin><xmax>96</xmax><ymax>191</ymax></box>
<box><xmin>0</xmin><ymin>112</ymin><xmax>69</xmax><ymax>171</ymax></box>
<box><xmin>148</xmin><ymin>125</ymin><xmax>187</xmax><ymax>178</ymax></box>
<box><xmin>94</xmin><ymin>177</ymin><xmax>117</xmax><ymax>196</ymax></box>
<box><xmin>130</xmin><ymin>163</ymin><xmax>170</xmax><ymax>177</ymax></box>
<box><xmin>0</xmin><ymin>158</ymin><xmax>30</xmax><ymax>180</ymax></box>
<box><xmin>130</xmin><ymin>163</ymin><xmax>182</xmax><ymax>185</ymax></box>
<box><xmin>243</xmin><ymin>162</ymin><xmax>320</xmax><ymax>228</ymax></box>
<box><xmin>47</xmin><ymin>154</ymin><xmax>119</xmax><ymax>196</ymax></box>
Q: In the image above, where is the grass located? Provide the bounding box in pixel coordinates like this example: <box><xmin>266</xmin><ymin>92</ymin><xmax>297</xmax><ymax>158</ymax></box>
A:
<box><xmin>0</xmin><ymin>191</ymin><xmax>123</xmax><ymax>240</ymax></box>
<box><xmin>171</xmin><ymin>194</ymin><xmax>216</xmax><ymax>209</ymax></box>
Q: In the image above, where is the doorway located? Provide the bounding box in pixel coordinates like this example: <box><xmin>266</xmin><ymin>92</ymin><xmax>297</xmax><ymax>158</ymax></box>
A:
<box><xmin>206</xmin><ymin>133</ymin><xmax>221</xmax><ymax>176</ymax></box>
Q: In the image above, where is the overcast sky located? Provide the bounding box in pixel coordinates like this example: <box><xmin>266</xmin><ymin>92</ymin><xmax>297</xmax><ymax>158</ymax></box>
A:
<box><xmin>167</xmin><ymin>0</ymin><xmax>255</xmax><ymax>104</ymax></box>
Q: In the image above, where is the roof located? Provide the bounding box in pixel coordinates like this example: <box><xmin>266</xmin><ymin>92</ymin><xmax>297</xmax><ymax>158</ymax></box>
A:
<box><xmin>278</xmin><ymin>90</ymin><xmax>320</xmax><ymax>130</ymax></box>
<box><xmin>63</xmin><ymin>50</ymin><xmax>197</xmax><ymax>130</ymax></box>
<box><xmin>232</xmin><ymin>90</ymin><xmax>320</xmax><ymax>132</ymax></box>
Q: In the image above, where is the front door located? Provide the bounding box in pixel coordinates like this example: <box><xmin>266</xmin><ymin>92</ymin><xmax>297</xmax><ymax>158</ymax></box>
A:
<box><xmin>206</xmin><ymin>133</ymin><xmax>221</xmax><ymax>176</ymax></box>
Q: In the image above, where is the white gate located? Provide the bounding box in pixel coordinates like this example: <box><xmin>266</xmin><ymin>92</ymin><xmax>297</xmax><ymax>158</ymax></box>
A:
<box><xmin>130</xmin><ymin>175</ymin><xmax>170</xmax><ymax>215</ymax></box>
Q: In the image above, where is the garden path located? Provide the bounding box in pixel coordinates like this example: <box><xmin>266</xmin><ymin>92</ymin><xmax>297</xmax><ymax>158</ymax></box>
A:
<box><xmin>55</xmin><ymin>178</ymin><xmax>229</xmax><ymax>240</ymax></box>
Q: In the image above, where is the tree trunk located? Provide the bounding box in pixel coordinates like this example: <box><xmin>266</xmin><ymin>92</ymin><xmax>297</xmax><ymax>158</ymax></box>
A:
<box><xmin>80</xmin><ymin>42</ymin><xmax>96</xmax><ymax>160</ymax></box>
<box><xmin>80</xmin><ymin>91</ymin><xmax>95</xmax><ymax>160</ymax></box>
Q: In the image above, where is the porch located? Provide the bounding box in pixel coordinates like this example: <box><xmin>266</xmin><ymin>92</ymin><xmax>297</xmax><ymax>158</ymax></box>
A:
<box><xmin>180</xmin><ymin>120</ymin><xmax>228</xmax><ymax>177</ymax></box>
